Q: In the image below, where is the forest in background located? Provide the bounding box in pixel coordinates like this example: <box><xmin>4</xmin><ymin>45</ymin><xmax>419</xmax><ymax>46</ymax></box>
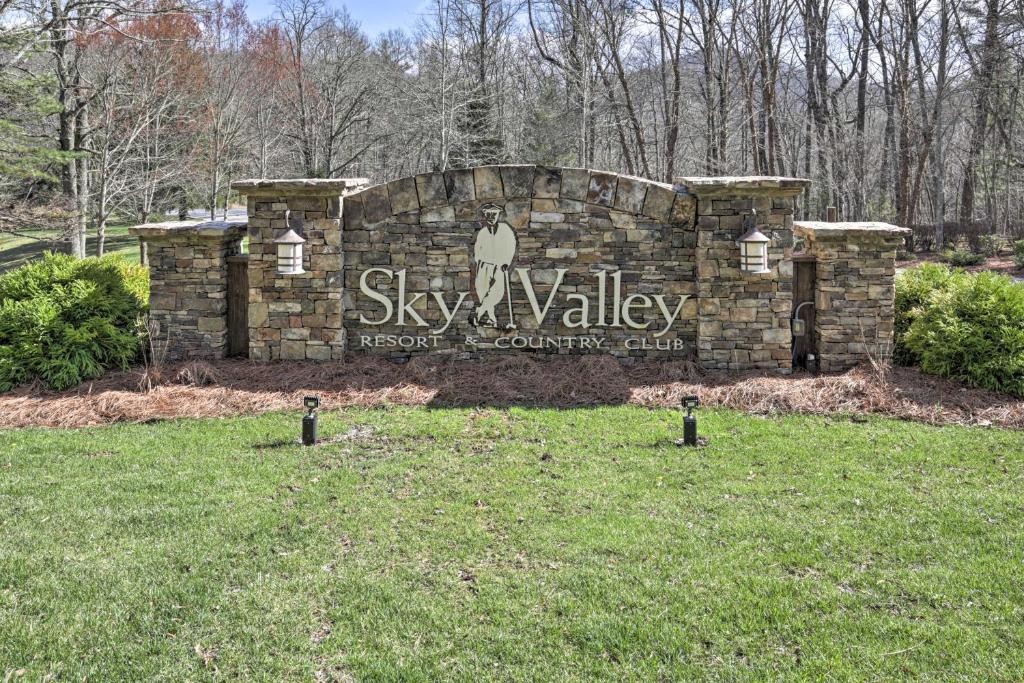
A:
<box><xmin>2</xmin><ymin>0</ymin><xmax>1023</xmax><ymax>256</ymax></box>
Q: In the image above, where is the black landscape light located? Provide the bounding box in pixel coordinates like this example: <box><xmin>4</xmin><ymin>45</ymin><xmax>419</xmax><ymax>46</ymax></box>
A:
<box><xmin>302</xmin><ymin>395</ymin><xmax>320</xmax><ymax>446</ymax></box>
<box><xmin>682</xmin><ymin>395</ymin><xmax>700</xmax><ymax>446</ymax></box>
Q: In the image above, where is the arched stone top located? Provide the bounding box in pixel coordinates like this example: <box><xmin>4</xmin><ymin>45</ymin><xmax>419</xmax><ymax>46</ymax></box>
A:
<box><xmin>343</xmin><ymin>165</ymin><xmax>695</xmax><ymax>227</ymax></box>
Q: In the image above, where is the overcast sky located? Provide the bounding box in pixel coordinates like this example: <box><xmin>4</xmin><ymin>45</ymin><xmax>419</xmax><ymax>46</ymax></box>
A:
<box><xmin>245</xmin><ymin>0</ymin><xmax>430</xmax><ymax>37</ymax></box>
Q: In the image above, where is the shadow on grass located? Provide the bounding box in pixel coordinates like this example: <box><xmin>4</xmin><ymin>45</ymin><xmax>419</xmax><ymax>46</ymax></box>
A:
<box><xmin>254</xmin><ymin>438</ymin><xmax>303</xmax><ymax>450</ymax></box>
<box><xmin>0</xmin><ymin>233</ymin><xmax>138</xmax><ymax>273</ymax></box>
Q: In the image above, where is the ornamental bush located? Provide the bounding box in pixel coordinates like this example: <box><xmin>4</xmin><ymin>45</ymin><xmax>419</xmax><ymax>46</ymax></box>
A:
<box><xmin>893</xmin><ymin>262</ymin><xmax>959</xmax><ymax>366</ymax></box>
<box><xmin>978</xmin><ymin>233</ymin><xmax>1003</xmax><ymax>257</ymax></box>
<box><xmin>902</xmin><ymin>269</ymin><xmax>1024</xmax><ymax>398</ymax></box>
<box><xmin>942</xmin><ymin>247</ymin><xmax>985</xmax><ymax>267</ymax></box>
<box><xmin>0</xmin><ymin>253</ymin><xmax>149</xmax><ymax>392</ymax></box>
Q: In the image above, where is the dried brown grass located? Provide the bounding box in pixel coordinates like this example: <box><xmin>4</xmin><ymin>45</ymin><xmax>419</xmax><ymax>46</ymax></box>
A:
<box><xmin>1</xmin><ymin>355</ymin><xmax>1021</xmax><ymax>430</ymax></box>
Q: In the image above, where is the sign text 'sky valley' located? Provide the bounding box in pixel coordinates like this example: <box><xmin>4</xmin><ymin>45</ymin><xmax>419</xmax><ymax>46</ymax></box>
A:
<box><xmin>356</xmin><ymin>267</ymin><xmax>690</xmax><ymax>337</ymax></box>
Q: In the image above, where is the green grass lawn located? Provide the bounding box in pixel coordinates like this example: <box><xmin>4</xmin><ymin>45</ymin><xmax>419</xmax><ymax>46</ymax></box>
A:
<box><xmin>2</xmin><ymin>407</ymin><xmax>1022</xmax><ymax>680</ymax></box>
<box><xmin>0</xmin><ymin>224</ymin><xmax>140</xmax><ymax>273</ymax></box>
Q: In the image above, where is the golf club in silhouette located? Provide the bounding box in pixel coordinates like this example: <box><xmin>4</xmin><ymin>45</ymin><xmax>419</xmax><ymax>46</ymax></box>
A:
<box><xmin>469</xmin><ymin>204</ymin><xmax>517</xmax><ymax>330</ymax></box>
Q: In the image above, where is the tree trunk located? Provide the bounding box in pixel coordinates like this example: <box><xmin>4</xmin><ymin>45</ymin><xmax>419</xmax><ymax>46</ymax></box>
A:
<box><xmin>854</xmin><ymin>0</ymin><xmax>869</xmax><ymax>219</ymax></box>
<box><xmin>73</xmin><ymin>91</ymin><xmax>89</xmax><ymax>257</ymax></box>
<box><xmin>960</xmin><ymin>0</ymin><xmax>1000</xmax><ymax>224</ymax></box>
<box><xmin>930</xmin><ymin>0</ymin><xmax>949</xmax><ymax>247</ymax></box>
<box><xmin>97</xmin><ymin>216</ymin><xmax>106</xmax><ymax>257</ymax></box>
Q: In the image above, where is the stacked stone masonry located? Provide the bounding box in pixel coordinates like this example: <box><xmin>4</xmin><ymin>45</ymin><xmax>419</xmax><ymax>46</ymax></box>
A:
<box><xmin>339</xmin><ymin>166</ymin><xmax>698</xmax><ymax>359</ymax></box>
<box><xmin>127</xmin><ymin>220</ymin><xmax>245</xmax><ymax>360</ymax></box>
<box><xmin>794</xmin><ymin>221</ymin><xmax>912</xmax><ymax>372</ymax></box>
<box><xmin>676</xmin><ymin>177</ymin><xmax>809</xmax><ymax>371</ymax></box>
<box><xmin>232</xmin><ymin>178</ymin><xmax>369</xmax><ymax>361</ymax></box>
<box><xmin>132</xmin><ymin>170</ymin><xmax>909</xmax><ymax>374</ymax></box>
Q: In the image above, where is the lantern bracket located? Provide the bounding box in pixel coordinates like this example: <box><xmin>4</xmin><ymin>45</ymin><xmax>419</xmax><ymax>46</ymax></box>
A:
<box><xmin>285</xmin><ymin>209</ymin><xmax>304</xmax><ymax>235</ymax></box>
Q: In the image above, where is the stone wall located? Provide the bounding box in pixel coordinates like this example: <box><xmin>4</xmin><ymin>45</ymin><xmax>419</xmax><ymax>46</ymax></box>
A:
<box><xmin>229</xmin><ymin>170</ymin><xmax>821</xmax><ymax>369</ymax></box>
<box><xmin>137</xmin><ymin>173</ymin><xmax>912</xmax><ymax>376</ymax></box>
<box><xmin>341</xmin><ymin>166</ymin><xmax>698</xmax><ymax>358</ymax></box>
<box><xmin>676</xmin><ymin>177</ymin><xmax>809</xmax><ymax>372</ymax></box>
<box><xmin>232</xmin><ymin>178</ymin><xmax>368</xmax><ymax>361</ymax></box>
<box><xmin>793</xmin><ymin>221</ymin><xmax>911</xmax><ymax>372</ymax></box>
<box><xmin>128</xmin><ymin>220</ymin><xmax>245</xmax><ymax>360</ymax></box>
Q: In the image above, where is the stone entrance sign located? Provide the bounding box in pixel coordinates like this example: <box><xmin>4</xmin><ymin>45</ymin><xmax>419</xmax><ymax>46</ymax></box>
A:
<box><xmin>130</xmin><ymin>167</ymin><xmax>909</xmax><ymax>374</ymax></box>
<box><xmin>341</xmin><ymin>167</ymin><xmax>699</xmax><ymax>358</ymax></box>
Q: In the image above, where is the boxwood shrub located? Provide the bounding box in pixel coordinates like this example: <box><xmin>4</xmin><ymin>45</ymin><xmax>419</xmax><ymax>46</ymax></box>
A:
<box><xmin>893</xmin><ymin>263</ymin><xmax>960</xmax><ymax>366</ymax></box>
<box><xmin>896</xmin><ymin>264</ymin><xmax>1024</xmax><ymax>397</ymax></box>
<box><xmin>0</xmin><ymin>253</ymin><xmax>149</xmax><ymax>392</ymax></box>
<box><xmin>942</xmin><ymin>248</ymin><xmax>985</xmax><ymax>267</ymax></box>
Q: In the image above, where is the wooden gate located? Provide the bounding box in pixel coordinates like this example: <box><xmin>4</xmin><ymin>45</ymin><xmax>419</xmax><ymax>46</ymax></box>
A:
<box><xmin>226</xmin><ymin>254</ymin><xmax>249</xmax><ymax>357</ymax></box>
<box><xmin>792</xmin><ymin>254</ymin><xmax>816</xmax><ymax>370</ymax></box>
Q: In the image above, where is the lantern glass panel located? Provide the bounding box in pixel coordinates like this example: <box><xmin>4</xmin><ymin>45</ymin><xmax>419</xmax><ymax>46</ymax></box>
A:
<box><xmin>278</xmin><ymin>242</ymin><xmax>304</xmax><ymax>275</ymax></box>
<box><xmin>739</xmin><ymin>240</ymin><xmax>769</xmax><ymax>273</ymax></box>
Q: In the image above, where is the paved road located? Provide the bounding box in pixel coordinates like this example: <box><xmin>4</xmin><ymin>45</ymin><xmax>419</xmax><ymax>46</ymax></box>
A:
<box><xmin>165</xmin><ymin>208</ymin><xmax>248</xmax><ymax>221</ymax></box>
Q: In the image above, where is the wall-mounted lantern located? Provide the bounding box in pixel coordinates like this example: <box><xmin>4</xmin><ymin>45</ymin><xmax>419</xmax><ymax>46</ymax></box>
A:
<box><xmin>737</xmin><ymin>211</ymin><xmax>771</xmax><ymax>274</ymax></box>
<box><xmin>274</xmin><ymin>211</ymin><xmax>306</xmax><ymax>275</ymax></box>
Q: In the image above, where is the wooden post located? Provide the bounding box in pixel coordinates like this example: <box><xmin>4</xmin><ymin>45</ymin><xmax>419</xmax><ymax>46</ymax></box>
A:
<box><xmin>226</xmin><ymin>254</ymin><xmax>250</xmax><ymax>357</ymax></box>
<box><xmin>826</xmin><ymin>206</ymin><xmax>838</xmax><ymax>222</ymax></box>
<box><xmin>792</xmin><ymin>254</ymin><xmax>817</xmax><ymax>370</ymax></box>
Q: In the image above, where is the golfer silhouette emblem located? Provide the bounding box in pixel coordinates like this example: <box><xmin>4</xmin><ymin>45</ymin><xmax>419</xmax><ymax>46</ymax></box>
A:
<box><xmin>469</xmin><ymin>203</ymin><xmax>517</xmax><ymax>330</ymax></box>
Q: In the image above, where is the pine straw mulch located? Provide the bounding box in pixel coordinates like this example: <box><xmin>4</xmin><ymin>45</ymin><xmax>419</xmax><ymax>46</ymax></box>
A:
<box><xmin>1</xmin><ymin>355</ymin><xmax>1021</xmax><ymax>430</ymax></box>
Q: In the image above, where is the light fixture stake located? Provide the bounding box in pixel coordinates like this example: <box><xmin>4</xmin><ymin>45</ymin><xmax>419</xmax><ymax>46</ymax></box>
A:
<box><xmin>302</xmin><ymin>395</ymin><xmax>320</xmax><ymax>446</ymax></box>
<box><xmin>682</xmin><ymin>395</ymin><xmax>700</xmax><ymax>446</ymax></box>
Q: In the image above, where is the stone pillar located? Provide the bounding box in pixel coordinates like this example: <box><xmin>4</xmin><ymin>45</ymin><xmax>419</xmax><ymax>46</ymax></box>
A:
<box><xmin>793</xmin><ymin>221</ymin><xmax>911</xmax><ymax>373</ymax></box>
<box><xmin>675</xmin><ymin>176</ymin><xmax>810</xmax><ymax>373</ymax></box>
<box><xmin>231</xmin><ymin>178</ymin><xmax>368</xmax><ymax>362</ymax></box>
<box><xmin>128</xmin><ymin>220</ymin><xmax>245</xmax><ymax>360</ymax></box>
